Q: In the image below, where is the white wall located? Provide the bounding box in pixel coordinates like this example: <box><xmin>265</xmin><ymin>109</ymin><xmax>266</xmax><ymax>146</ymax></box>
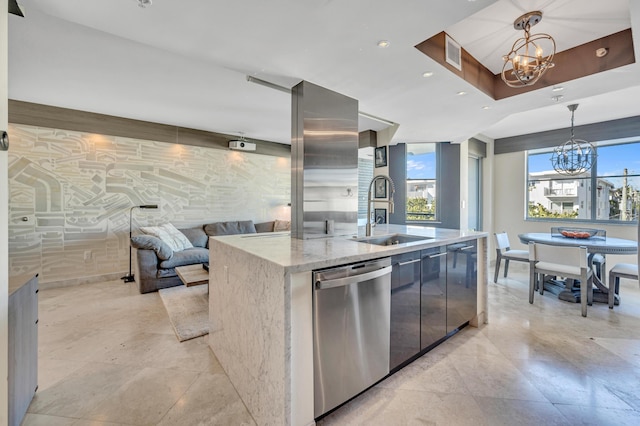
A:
<box><xmin>1</xmin><ymin>0</ymin><xmax>9</xmax><ymax>422</ymax></box>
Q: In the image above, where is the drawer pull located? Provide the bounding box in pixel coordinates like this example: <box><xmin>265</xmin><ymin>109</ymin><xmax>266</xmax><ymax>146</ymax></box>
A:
<box><xmin>398</xmin><ymin>259</ymin><xmax>420</xmax><ymax>266</ymax></box>
<box><xmin>427</xmin><ymin>252</ymin><xmax>447</xmax><ymax>259</ymax></box>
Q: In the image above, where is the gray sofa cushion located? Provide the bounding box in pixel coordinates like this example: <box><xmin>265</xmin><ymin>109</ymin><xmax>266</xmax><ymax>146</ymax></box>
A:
<box><xmin>204</xmin><ymin>220</ymin><xmax>257</xmax><ymax>237</ymax></box>
<box><xmin>179</xmin><ymin>227</ymin><xmax>208</xmax><ymax>248</ymax></box>
<box><xmin>159</xmin><ymin>247</ymin><xmax>209</xmax><ymax>269</ymax></box>
<box><xmin>130</xmin><ymin>235</ymin><xmax>173</xmax><ymax>260</ymax></box>
<box><xmin>156</xmin><ymin>268</ymin><xmax>179</xmax><ymax>279</ymax></box>
<box><xmin>255</xmin><ymin>221</ymin><xmax>275</xmax><ymax>233</ymax></box>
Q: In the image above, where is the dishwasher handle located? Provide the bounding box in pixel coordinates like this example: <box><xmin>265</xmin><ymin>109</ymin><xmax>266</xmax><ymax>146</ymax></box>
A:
<box><xmin>315</xmin><ymin>265</ymin><xmax>392</xmax><ymax>290</ymax></box>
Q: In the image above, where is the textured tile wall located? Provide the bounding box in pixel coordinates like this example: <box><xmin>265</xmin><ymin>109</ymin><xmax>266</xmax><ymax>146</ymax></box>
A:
<box><xmin>8</xmin><ymin>124</ymin><xmax>291</xmax><ymax>284</ymax></box>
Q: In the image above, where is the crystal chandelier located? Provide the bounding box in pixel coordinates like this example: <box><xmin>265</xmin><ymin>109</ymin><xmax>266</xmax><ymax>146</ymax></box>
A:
<box><xmin>551</xmin><ymin>104</ymin><xmax>596</xmax><ymax>176</ymax></box>
<box><xmin>501</xmin><ymin>11</ymin><xmax>555</xmax><ymax>88</ymax></box>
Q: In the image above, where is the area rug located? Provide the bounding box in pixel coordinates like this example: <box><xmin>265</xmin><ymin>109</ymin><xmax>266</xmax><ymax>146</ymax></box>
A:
<box><xmin>159</xmin><ymin>285</ymin><xmax>209</xmax><ymax>342</ymax></box>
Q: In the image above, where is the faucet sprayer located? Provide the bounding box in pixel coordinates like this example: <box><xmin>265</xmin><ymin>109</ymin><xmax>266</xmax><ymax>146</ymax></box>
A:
<box><xmin>366</xmin><ymin>175</ymin><xmax>395</xmax><ymax>237</ymax></box>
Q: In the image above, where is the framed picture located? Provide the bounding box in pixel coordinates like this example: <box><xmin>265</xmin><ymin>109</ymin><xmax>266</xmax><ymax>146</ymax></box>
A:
<box><xmin>375</xmin><ymin>146</ymin><xmax>387</xmax><ymax>168</ymax></box>
<box><xmin>374</xmin><ymin>178</ymin><xmax>387</xmax><ymax>199</ymax></box>
<box><xmin>445</xmin><ymin>34</ymin><xmax>462</xmax><ymax>71</ymax></box>
<box><xmin>374</xmin><ymin>208</ymin><xmax>387</xmax><ymax>224</ymax></box>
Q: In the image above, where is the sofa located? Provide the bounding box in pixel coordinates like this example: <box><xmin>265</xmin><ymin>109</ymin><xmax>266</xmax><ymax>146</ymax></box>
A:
<box><xmin>131</xmin><ymin>219</ymin><xmax>289</xmax><ymax>293</ymax></box>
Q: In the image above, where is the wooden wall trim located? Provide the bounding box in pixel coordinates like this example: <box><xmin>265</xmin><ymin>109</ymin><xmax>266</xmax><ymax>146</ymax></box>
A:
<box><xmin>8</xmin><ymin>100</ymin><xmax>291</xmax><ymax>157</ymax></box>
<box><xmin>415</xmin><ymin>32</ymin><xmax>494</xmax><ymax>98</ymax></box>
<box><xmin>494</xmin><ymin>115</ymin><xmax>640</xmax><ymax>155</ymax></box>
<box><xmin>493</xmin><ymin>29</ymin><xmax>635</xmax><ymax>100</ymax></box>
<box><xmin>415</xmin><ymin>29</ymin><xmax>635</xmax><ymax>101</ymax></box>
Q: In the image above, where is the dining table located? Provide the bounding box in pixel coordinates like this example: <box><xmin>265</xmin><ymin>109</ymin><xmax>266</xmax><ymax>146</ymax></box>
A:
<box><xmin>518</xmin><ymin>232</ymin><xmax>638</xmax><ymax>305</ymax></box>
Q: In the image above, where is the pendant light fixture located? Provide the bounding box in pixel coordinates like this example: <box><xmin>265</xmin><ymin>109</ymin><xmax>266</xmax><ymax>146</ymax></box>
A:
<box><xmin>550</xmin><ymin>104</ymin><xmax>596</xmax><ymax>176</ymax></box>
<box><xmin>501</xmin><ymin>11</ymin><xmax>555</xmax><ymax>88</ymax></box>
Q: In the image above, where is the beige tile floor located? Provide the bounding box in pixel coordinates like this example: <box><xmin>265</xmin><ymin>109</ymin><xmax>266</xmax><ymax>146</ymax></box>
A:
<box><xmin>25</xmin><ymin>268</ymin><xmax>640</xmax><ymax>425</ymax></box>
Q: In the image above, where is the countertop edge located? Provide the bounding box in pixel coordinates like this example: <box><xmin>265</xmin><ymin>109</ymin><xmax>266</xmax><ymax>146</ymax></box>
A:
<box><xmin>210</xmin><ymin>226</ymin><xmax>487</xmax><ymax>273</ymax></box>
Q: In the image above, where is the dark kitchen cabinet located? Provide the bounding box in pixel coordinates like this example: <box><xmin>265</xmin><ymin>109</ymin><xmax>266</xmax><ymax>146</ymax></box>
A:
<box><xmin>446</xmin><ymin>241</ymin><xmax>478</xmax><ymax>334</ymax></box>
<box><xmin>420</xmin><ymin>247</ymin><xmax>447</xmax><ymax>350</ymax></box>
<box><xmin>389</xmin><ymin>251</ymin><xmax>421</xmax><ymax>370</ymax></box>
<box><xmin>389</xmin><ymin>239</ymin><xmax>478</xmax><ymax>372</ymax></box>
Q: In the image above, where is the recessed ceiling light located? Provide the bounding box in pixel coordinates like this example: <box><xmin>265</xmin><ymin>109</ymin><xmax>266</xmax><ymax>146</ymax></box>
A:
<box><xmin>552</xmin><ymin>86</ymin><xmax>564</xmax><ymax>92</ymax></box>
<box><xmin>377</xmin><ymin>40</ymin><xmax>390</xmax><ymax>48</ymax></box>
<box><xmin>422</xmin><ymin>71</ymin><xmax>434</xmax><ymax>78</ymax></box>
<box><xmin>482</xmin><ymin>106</ymin><xmax>490</xmax><ymax>110</ymax></box>
<box><xmin>552</xmin><ymin>95</ymin><xmax>564</xmax><ymax>102</ymax></box>
<box><xmin>456</xmin><ymin>91</ymin><xmax>467</xmax><ymax>96</ymax></box>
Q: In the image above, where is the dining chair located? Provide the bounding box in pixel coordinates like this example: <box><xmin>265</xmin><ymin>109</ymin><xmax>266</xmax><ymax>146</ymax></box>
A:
<box><xmin>551</xmin><ymin>227</ymin><xmax>607</xmax><ymax>285</ymax></box>
<box><xmin>528</xmin><ymin>242</ymin><xmax>593</xmax><ymax>317</ymax></box>
<box><xmin>607</xmin><ymin>219</ymin><xmax>640</xmax><ymax>309</ymax></box>
<box><xmin>494</xmin><ymin>232</ymin><xmax>528</xmax><ymax>283</ymax></box>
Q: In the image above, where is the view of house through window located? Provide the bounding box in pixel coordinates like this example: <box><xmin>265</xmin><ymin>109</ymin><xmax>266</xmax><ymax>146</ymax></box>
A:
<box><xmin>406</xmin><ymin>143</ymin><xmax>437</xmax><ymax>221</ymax></box>
<box><xmin>527</xmin><ymin>139</ymin><xmax>640</xmax><ymax>222</ymax></box>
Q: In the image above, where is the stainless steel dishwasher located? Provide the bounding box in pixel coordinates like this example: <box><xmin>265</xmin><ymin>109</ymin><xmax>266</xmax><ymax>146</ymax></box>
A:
<box><xmin>312</xmin><ymin>257</ymin><xmax>392</xmax><ymax>418</ymax></box>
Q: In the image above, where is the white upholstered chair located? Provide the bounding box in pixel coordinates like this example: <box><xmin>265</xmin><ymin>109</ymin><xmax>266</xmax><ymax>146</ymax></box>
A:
<box><xmin>494</xmin><ymin>232</ymin><xmax>528</xmax><ymax>283</ymax></box>
<box><xmin>528</xmin><ymin>242</ymin><xmax>593</xmax><ymax>317</ymax></box>
<box><xmin>551</xmin><ymin>227</ymin><xmax>607</xmax><ymax>285</ymax></box>
<box><xmin>607</xmin><ymin>219</ymin><xmax>640</xmax><ymax>309</ymax></box>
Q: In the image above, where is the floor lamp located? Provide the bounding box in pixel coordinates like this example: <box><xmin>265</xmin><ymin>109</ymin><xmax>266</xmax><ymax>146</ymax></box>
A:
<box><xmin>121</xmin><ymin>204</ymin><xmax>158</xmax><ymax>283</ymax></box>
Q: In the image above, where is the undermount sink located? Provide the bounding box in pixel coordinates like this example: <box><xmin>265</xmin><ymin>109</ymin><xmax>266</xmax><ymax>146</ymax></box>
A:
<box><xmin>354</xmin><ymin>233</ymin><xmax>433</xmax><ymax>246</ymax></box>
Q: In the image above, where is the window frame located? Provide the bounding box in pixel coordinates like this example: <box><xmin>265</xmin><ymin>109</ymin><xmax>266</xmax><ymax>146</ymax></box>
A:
<box><xmin>405</xmin><ymin>143</ymin><xmax>439</xmax><ymax>224</ymax></box>
<box><xmin>526</xmin><ymin>138</ymin><xmax>640</xmax><ymax>223</ymax></box>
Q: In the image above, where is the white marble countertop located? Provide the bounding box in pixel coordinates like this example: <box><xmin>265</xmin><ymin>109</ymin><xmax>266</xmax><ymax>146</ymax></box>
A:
<box><xmin>210</xmin><ymin>224</ymin><xmax>487</xmax><ymax>273</ymax></box>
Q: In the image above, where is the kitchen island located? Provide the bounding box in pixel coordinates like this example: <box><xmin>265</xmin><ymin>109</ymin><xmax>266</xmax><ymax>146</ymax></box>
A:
<box><xmin>208</xmin><ymin>225</ymin><xmax>488</xmax><ymax>426</ymax></box>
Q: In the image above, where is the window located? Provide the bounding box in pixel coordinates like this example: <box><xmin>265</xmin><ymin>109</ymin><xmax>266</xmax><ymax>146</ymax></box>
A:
<box><xmin>406</xmin><ymin>143</ymin><xmax>437</xmax><ymax>222</ymax></box>
<box><xmin>527</xmin><ymin>139</ymin><xmax>640</xmax><ymax>222</ymax></box>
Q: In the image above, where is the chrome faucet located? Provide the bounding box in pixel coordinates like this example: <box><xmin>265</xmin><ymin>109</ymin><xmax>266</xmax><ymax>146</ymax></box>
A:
<box><xmin>366</xmin><ymin>175</ymin><xmax>395</xmax><ymax>237</ymax></box>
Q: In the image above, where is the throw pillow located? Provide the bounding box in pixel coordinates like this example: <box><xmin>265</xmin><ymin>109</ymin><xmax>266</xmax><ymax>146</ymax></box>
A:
<box><xmin>274</xmin><ymin>219</ymin><xmax>291</xmax><ymax>232</ymax></box>
<box><xmin>130</xmin><ymin>235</ymin><xmax>173</xmax><ymax>260</ymax></box>
<box><xmin>160</xmin><ymin>223</ymin><xmax>194</xmax><ymax>250</ymax></box>
<box><xmin>140</xmin><ymin>223</ymin><xmax>193</xmax><ymax>252</ymax></box>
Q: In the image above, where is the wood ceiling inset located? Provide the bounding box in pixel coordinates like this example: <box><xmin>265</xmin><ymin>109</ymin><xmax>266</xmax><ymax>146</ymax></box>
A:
<box><xmin>415</xmin><ymin>29</ymin><xmax>635</xmax><ymax>101</ymax></box>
